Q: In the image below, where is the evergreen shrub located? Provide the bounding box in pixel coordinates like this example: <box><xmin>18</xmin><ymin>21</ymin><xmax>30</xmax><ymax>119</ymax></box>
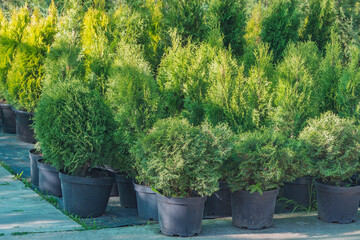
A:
<box><xmin>106</xmin><ymin>41</ymin><xmax>159</xmax><ymax>175</ymax></box>
<box><xmin>34</xmin><ymin>80</ymin><xmax>117</xmax><ymax>177</ymax></box>
<box><xmin>299</xmin><ymin>111</ymin><xmax>360</xmax><ymax>186</ymax></box>
<box><xmin>132</xmin><ymin>117</ymin><xmax>234</xmax><ymax>197</ymax></box>
<box><xmin>226</xmin><ymin>129</ymin><xmax>312</xmax><ymax>194</ymax></box>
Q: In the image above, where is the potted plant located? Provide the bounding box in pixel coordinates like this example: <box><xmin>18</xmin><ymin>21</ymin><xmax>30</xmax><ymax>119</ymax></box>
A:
<box><xmin>299</xmin><ymin>111</ymin><xmax>360</xmax><ymax>223</ymax></box>
<box><xmin>34</xmin><ymin>80</ymin><xmax>117</xmax><ymax>218</ymax></box>
<box><xmin>29</xmin><ymin>142</ymin><xmax>42</xmax><ymax>186</ymax></box>
<box><xmin>0</xmin><ymin>6</ymin><xmax>30</xmax><ymax>134</ymax></box>
<box><xmin>226</xmin><ymin>129</ymin><xmax>309</xmax><ymax>230</ymax></box>
<box><xmin>135</xmin><ymin>118</ymin><xmax>234</xmax><ymax>237</ymax></box>
<box><xmin>6</xmin><ymin>4</ymin><xmax>57</xmax><ymax>143</ymax></box>
<box><xmin>106</xmin><ymin>41</ymin><xmax>159</xmax><ymax>209</ymax></box>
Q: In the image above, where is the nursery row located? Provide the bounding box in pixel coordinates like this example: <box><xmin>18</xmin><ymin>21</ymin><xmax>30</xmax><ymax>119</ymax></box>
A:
<box><xmin>0</xmin><ymin>0</ymin><xmax>360</xmax><ymax>237</ymax></box>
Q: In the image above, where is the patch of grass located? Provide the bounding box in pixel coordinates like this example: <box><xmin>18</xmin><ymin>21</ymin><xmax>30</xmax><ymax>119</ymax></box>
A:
<box><xmin>10</xmin><ymin>232</ymin><xmax>31</xmax><ymax>236</ymax></box>
<box><xmin>12</xmin><ymin>209</ymin><xmax>24</xmax><ymax>212</ymax></box>
<box><xmin>64</xmin><ymin>211</ymin><xmax>102</xmax><ymax>230</ymax></box>
<box><xmin>0</xmin><ymin>233</ymin><xmax>4</xmax><ymax>236</ymax></box>
<box><xmin>0</xmin><ymin>182</ymin><xmax>10</xmax><ymax>186</ymax></box>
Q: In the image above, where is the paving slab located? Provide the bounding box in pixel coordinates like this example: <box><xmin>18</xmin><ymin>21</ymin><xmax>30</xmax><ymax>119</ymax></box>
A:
<box><xmin>0</xmin><ymin>166</ymin><xmax>82</xmax><ymax>236</ymax></box>
<box><xmin>4</xmin><ymin>211</ymin><xmax>360</xmax><ymax>240</ymax></box>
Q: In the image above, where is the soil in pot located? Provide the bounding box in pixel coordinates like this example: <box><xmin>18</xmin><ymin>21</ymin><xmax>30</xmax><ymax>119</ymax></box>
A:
<box><xmin>231</xmin><ymin>189</ymin><xmax>279</xmax><ymax>230</ymax></box>
<box><xmin>282</xmin><ymin>176</ymin><xmax>314</xmax><ymax>208</ymax></box>
<box><xmin>37</xmin><ymin>160</ymin><xmax>62</xmax><ymax>196</ymax></box>
<box><xmin>316</xmin><ymin>181</ymin><xmax>360</xmax><ymax>224</ymax></box>
<box><xmin>0</xmin><ymin>104</ymin><xmax>16</xmax><ymax>134</ymax></box>
<box><xmin>204</xmin><ymin>181</ymin><xmax>231</xmax><ymax>217</ymax></box>
<box><xmin>59</xmin><ymin>170</ymin><xmax>115</xmax><ymax>218</ymax></box>
<box><xmin>133</xmin><ymin>183</ymin><xmax>158</xmax><ymax>221</ymax></box>
<box><xmin>157</xmin><ymin>193</ymin><xmax>206</xmax><ymax>237</ymax></box>
<box><xmin>13</xmin><ymin>109</ymin><xmax>36</xmax><ymax>143</ymax></box>
<box><xmin>115</xmin><ymin>174</ymin><xmax>137</xmax><ymax>208</ymax></box>
<box><xmin>29</xmin><ymin>149</ymin><xmax>42</xmax><ymax>186</ymax></box>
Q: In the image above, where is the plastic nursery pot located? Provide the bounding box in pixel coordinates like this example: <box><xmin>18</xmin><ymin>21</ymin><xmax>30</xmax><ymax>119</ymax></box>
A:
<box><xmin>315</xmin><ymin>181</ymin><xmax>360</xmax><ymax>224</ymax></box>
<box><xmin>29</xmin><ymin>149</ymin><xmax>42</xmax><ymax>186</ymax></box>
<box><xmin>157</xmin><ymin>193</ymin><xmax>207</xmax><ymax>237</ymax></box>
<box><xmin>13</xmin><ymin>109</ymin><xmax>36</xmax><ymax>143</ymax></box>
<box><xmin>231</xmin><ymin>189</ymin><xmax>279</xmax><ymax>230</ymax></box>
<box><xmin>37</xmin><ymin>160</ymin><xmax>62</xmax><ymax>197</ymax></box>
<box><xmin>204</xmin><ymin>181</ymin><xmax>231</xmax><ymax>217</ymax></box>
<box><xmin>59</xmin><ymin>172</ymin><xmax>114</xmax><ymax>218</ymax></box>
<box><xmin>0</xmin><ymin>104</ymin><xmax>16</xmax><ymax>134</ymax></box>
<box><xmin>283</xmin><ymin>176</ymin><xmax>314</xmax><ymax>208</ymax></box>
<box><xmin>133</xmin><ymin>183</ymin><xmax>158</xmax><ymax>221</ymax></box>
<box><xmin>106</xmin><ymin>170</ymin><xmax>119</xmax><ymax>197</ymax></box>
<box><xmin>115</xmin><ymin>174</ymin><xmax>137</xmax><ymax>208</ymax></box>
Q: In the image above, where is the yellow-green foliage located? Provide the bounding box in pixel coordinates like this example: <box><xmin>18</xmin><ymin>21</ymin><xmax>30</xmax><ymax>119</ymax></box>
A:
<box><xmin>157</xmin><ymin>34</ymin><xmax>216</xmax><ymax>125</ymax></box>
<box><xmin>81</xmin><ymin>7</ymin><xmax>111</xmax><ymax>95</ymax></box>
<box><xmin>204</xmin><ymin>48</ymin><xmax>251</xmax><ymax>133</ymax></box>
<box><xmin>0</xmin><ymin>6</ymin><xmax>30</xmax><ymax>100</ymax></box>
<box><xmin>6</xmin><ymin>3</ymin><xmax>57</xmax><ymax>112</ymax></box>
<box><xmin>43</xmin><ymin>3</ymin><xmax>85</xmax><ymax>89</ymax></box>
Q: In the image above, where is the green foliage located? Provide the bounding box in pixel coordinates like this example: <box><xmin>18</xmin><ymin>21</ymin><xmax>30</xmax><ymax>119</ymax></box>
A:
<box><xmin>299</xmin><ymin>111</ymin><xmax>360</xmax><ymax>186</ymax></box>
<box><xmin>6</xmin><ymin>5</ymin><xmax>57</xmax><ymax>112</ymax></box>
<box><xmin>204</xmin><ymin>48</ymin><xmax>251</xmax><ymax>133</ymax></box>
<box><xmin>208</xmin><ymin>0</ymin><xmax>246</xmax><ymax>57</ymax></box>
<box><xmin>243</xmin><ymin>43</ymin><xmax>275</xmax><ymax>129</ymax></box>
<box><xmin>226</xmin><ymin>129</ymin><xmax>311</xmax><ymax>193</ymax></box>
<box><xmin>161</xmin><ymin>0</ymin><xmax>209</xmax><ymax>45</ymax></box>
<box><xmin>81</xmin><ymin>7</ymin><xmax>111</xmax><ymax>95</ymax></box>
<box><xmin>272</xmin><ymin>41</ymin><xmax>322</xmax><ymax>138</ymax></box>
<box><xmin>261</xmin><ymin>0</ymin><xmax>301</xmax><ymax>61</ymax></box>
<box><xmin>34</xmin><ymin>81</ymin><xmax>117</xmax><ymax>177</ymax></box>
<box><xmin>299</xmin><ymin>0</ymin><xmax>336</xmax><ymax>52</ymax></box>
<box><xmin>43</xmin><ymin>3</ymin><xmax>85</xmax><ymax>89</ymax></box>
<box><xmin>335</xmin><ymin>46</ymin><xmax>360</xmax><ymax>119</ymax></box>
<box><xmin>318</xmin><ymin>30</ymin><xmax>343</xmax><ymax>112</ymax></box>
<box><xmin>0</xmin><ymin>6</ymin><xmax>30</xmax><ymax>100</ymax></box>
<box><xmin>132</xmin><ymin>118</ymin><xmax>234</xmax><ymax>197</ymax></box>
<box><xmin>106</xmin><ymin>41</ymin><xmax>159</xmax><ymax>174</ymax></box>
<box><xmin>157</xmin><ymin>34</ymin><xmax>216</xmax><ymax>125</ymax></box>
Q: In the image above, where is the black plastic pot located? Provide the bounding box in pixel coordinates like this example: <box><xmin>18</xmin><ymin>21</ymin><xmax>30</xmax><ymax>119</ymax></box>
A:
<box><xmin>157</xmin><ymin>193</ymin><xmax>206</xmax><ymax>237</ymax></box>
<box><xmin>115</xmin><ymin>174</ymin><xmax>137</xmax><ymax>208</ymax></box>
<box><xmin>13</xmin><ymin>109</ymin><xmax>35</xmax><ymax>143</ymax></box>
<box><xmin>106</xmin><ymin>170</ymin><xmax>119</xmax><ymax>196</ymax></box>
<box><xmin>29</xmin><ymin>149</ymin><xmax>42</xmax><ymax>186</ymax></box>
<box><xmin>231</xmin><ymin>189</ymin><xmax>279</xmax><ymax>230</ymax></box>
<box><xmin>283</xmin><ymin>177</ymin><xmax>314</xmax><ymax>208</ymax></box>
<box><xmin>133</xmin><ymin>183</ymin><xmax>158</xmax><ymax>221</ymax></box>
<box><xmin>37</xmin><ymin>160</ymin><xmax>62</xmax><ymax>196</ymax></box>
<box><xmin>0</xmin><ymin>104</ymin><xmax>16</xmax><ymax>134</ymax></box>
<box><xmin>204</xmin><ymin>181</ymin><xmax>231</xmax><ymax>217</ymax></box>
<box><xmin>316</xmin><ymin>181</ymin><xmax>360</xmax><ymax>223</ymax></box>
<box><xmin>59</xmin><ymin>172</ymin><xmax>114</xmax><ymax>218</ymax></box>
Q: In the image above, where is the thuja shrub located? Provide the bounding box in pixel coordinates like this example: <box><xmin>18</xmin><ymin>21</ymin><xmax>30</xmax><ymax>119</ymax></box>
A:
<box><xmin>336</xmin><ymin>46</ymin><xmax>360</xmax><ymax>119</ymax></box>
<box><xmin>81</xmin><ymin>7</ymin><xmax>112</xmax><ymax>95</ymax></box>
<box><xmin>0</xmin><ymin>6</ymin><xmax>30</xmax><ymax>100</ymax></box>
<box><xmin>261</xmin><ymin>0</ymin><xmax>301</xmax><ymax>61</ymax></box>
<box><xmin>106</xmin><ymin>41</ymin><xmax>159</xmax><ymax>175</ymax></box>
<box><xmin>43</xmin><ymin>3</ymin><xmax>85</xmax><ymax>89</ymax></box>
<box><xmin>226</xmin><ymin>129</ymin><xmax>311</xmax><ymax>193</ymax></box>
<box><xmin>204</xmin><ymin>48</ymin><xmax>252</xmax><ymax>133</ymax></box>
<box><xmin>132</xmin><ymin>118</ymin><xmax>234</xmax><ymax>197</ymax></box>
<box><xmin>299</xmin><ymin>112</ymin><xmax>360</xmax><ymax>186</ymax></box>
<box><xmin>161</xmin><ymin>0</ymin><xmax>209</xmax><ymax>45</ymax></box>
<box><xmin>318</xmin><ymin>30</ymin><xmax>344</xmax><ymax>112</ymax></box>
<box><xmin>34</xmin><ymin>81</ymin><xmax>117</xmax><ymax>177</ymax></box>
<box><xmin>271</xmin><ymin>41</ymin><xmax>322</xmax><ymax>138</ymax></box>
<box><xmin>207</xmin><ymin>0</ymin><xmax>246</xmax><ymax>57</ymax></box>
<box><xmin>299</xmin><ymin>0</ymin><xmax>336</xmax><ymax>52</ymax></box>
<box><xmin>6</xmin><ymin>5</ymin><xmax>57</xmax><ymax>112</ymax></box>
<box><xmin>243</xmin><ymin>43</ymin><xmax>275</xmax><ymax>129</ymax></box>
<box><xmin>157</xmin><ymin>34</ymin><xmax>216</xmax><ymax>125</ymax></box>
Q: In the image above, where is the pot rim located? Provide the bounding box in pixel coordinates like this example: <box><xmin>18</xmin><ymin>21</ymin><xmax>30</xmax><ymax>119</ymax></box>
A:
<box><xmin>59</xmin><ymin>171</ymin><xmax>115</xmax><ymax>186</ymax></box>
<box><xmin>232</xmin><ymin>188</ymin><xmax>280</xmax><ymax>199</ymax></box>
<box><xmin>315</xmin><ymin>181</ymin><xmax>360</xmax><ymax>193</ymax></box>
<box><xmin>156</xmin><ymin>193</ymin><xmax>207</xmax><ymax>205</ymax></box>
